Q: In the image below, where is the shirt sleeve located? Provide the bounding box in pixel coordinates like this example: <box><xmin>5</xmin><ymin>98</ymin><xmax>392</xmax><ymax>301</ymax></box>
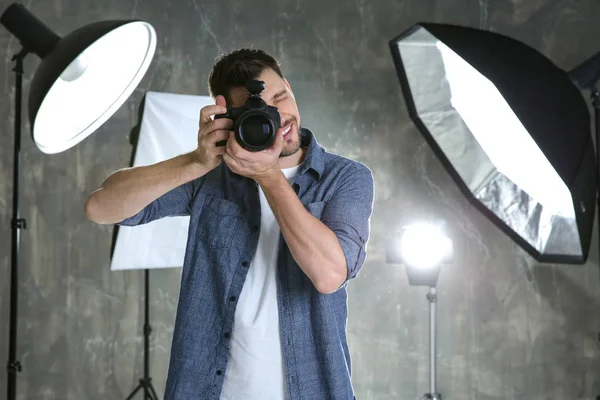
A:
<box><xmin>320</xmin><ymin>163</ymin><xmax>374</xmax><ymax>286</ymax></box>
<box><xmin>117</xmin><ymin>180</ymin><xmax>197</xmax><ymax>226</ymax></box>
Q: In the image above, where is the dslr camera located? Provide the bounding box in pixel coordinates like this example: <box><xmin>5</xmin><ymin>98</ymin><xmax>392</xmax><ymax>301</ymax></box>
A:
<box><xmin>215</xmin><ymin>79</ymin><xmax>281</xmax><ymax>151</ymax></box>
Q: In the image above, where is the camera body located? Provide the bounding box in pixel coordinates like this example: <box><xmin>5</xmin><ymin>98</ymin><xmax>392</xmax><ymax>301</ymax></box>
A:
<box><xmin>214</xmin><ymin>80</ymin><xmax>281</xmax><ymax>152</ymax></box>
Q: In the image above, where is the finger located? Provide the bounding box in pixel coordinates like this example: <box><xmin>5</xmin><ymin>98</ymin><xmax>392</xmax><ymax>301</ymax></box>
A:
<box><xmin>268</xmin><ymin>128</ymin><xmax>284</xmax><ymax>152</ymax></box>
<box><xmin>225</xmin><ymin>131</ymin><xmax>235</xmax><ymax>152</ymax></box>
<box><xmin>222</xmin><ymin>152</ymin><xmax>238</xmax><ymax>169</ymax></box>
<box><xmin>200</xmin><ymin>104</ymin><xmax>228</xmax><ymax>125</ymax></box>
<box><xmin>214</xmin><ymin>145</ymin><xmax>227</xmax><ymax>156</ymax></box>
<box><xmin>202</xmin><ymin>118</ymin><xmax>233</xmax><ymax>136</ymax></box>
<box><xmin>204</xmin><ymin>129</ymin><xmax>231</xmax><ymax>146</ymax></box>
<box><xmin>226</xmin><ymin>131</ymin><xmax>245</xmax><ymax>158</ymax></box>
<box><xmin>215</xmin><ymin>95</ymin><xmax>227</xmax><ymax>108</ymax></box>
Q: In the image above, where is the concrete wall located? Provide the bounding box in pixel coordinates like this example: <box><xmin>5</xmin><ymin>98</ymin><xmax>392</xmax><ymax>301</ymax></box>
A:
<box><xmin>1</xmin><ymin>0</ymin><xmax>599</xmax><ymax>398</ymax></box>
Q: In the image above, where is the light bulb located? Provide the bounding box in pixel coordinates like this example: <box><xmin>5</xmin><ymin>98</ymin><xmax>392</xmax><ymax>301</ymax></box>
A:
<box><xmin>400</xmin><ymin>223</ymin><xmax>452</xmax><ymax>269</ymax></box>
<box><xmin>59</xmin><ymin>53</ymin><xmax>89</xmax><ymax>82</ymax></box>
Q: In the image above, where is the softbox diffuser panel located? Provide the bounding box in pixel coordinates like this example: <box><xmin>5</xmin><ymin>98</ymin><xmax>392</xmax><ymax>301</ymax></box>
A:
<box><xmin>110</xmin><ymin>91</ymin><xmax>214</xmax><ymax>271</ymax></box>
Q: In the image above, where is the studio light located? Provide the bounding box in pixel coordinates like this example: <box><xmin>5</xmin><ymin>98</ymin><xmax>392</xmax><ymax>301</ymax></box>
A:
<box><xmin>1</xmin><ymin>3</ymin><xmax>156</xmax><ymax>399</ymax></box>
<box><xmin>1</xmin><ymin>3</ymin><xmax>156</xmax><ymax>153</ymax></box>
<box><xmin>389</xmin><ymin>23</ymin><xmax>599</xmax><ymax>264</ymax></box>
<box><xmin>387</xmin><ymin>222</ymin><xmax>453</xmax><ymax>287</ymax></box>
<box><xmin>386</xmin><ymin>222</ymin><xmax>453</xmax><ymax>400</ymax></box>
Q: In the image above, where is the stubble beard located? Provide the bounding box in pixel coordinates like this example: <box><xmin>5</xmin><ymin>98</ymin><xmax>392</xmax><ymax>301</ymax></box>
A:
<box><xmin>279</xmin><ymin>119</ymin><xmax>301</xmax><ymax>158</ymax></box>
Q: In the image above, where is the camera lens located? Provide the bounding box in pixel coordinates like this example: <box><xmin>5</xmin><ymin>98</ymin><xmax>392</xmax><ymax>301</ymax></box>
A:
<box><xmin>239</xmin><ymin>115</ymin><xmax>274</xmax><ymax>147</ymax></box>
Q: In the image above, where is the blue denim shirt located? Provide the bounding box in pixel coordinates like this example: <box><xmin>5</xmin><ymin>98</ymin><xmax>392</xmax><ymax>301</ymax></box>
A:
<box><xmin>119</xmin><ymin>128</ymin><xmax>374</xmax><ymax>399</ymax></box>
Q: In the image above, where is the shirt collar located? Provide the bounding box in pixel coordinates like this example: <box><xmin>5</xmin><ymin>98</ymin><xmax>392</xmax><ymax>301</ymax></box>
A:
<box><xmin>296</xmin><ymin>127</ymin><xmax>324</xmax><ymax>181</ymax></box>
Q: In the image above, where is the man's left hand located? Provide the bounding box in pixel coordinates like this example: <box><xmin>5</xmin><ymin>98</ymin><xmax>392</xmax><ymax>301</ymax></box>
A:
<box><xmin>223</xmin><ymin>128</ymin><xmax>284</xmax><ymax>182</ymax></box>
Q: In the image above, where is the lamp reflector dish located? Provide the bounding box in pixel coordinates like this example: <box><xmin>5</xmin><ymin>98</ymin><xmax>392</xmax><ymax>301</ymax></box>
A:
<box><xmin>33</xmin><ymin>21</ymin><xmax>156</xmax><ymax>154</ymax></box>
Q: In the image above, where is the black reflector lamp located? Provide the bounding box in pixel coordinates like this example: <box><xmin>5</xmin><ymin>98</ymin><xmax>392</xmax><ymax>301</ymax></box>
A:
<box><xmin>1</xmin><ymin>3</ymin><xmax>157</xmax><ymax>153</ymax></box>
<box><xmin>1</xmin><ymin>3</ymin><xmax>156</xmax><ymax>399</ymax></box>
<box><xmin>389</xmin><ymin>23</ymin><xmax>598</xmax><ymax>264</ymax></box>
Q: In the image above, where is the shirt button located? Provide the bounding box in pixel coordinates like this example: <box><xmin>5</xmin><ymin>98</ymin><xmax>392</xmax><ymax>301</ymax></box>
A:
<box><xmin>224</xmin><ymin>332</ymin><xmax>231</xmax><ymax>339</ymax></box>
<box><xmin>216</xmin><ymin>369</ymin><xmax>222</xmax><ymax>375</ymax></box>
<box><xmin>242</xmin><ymin>261</ymin><xmax>249</xmax><ymax>267</ymax></box>
<box><xmin>229</xmin><ymin>296</ymin><xmax>237</xmax><ymax>302</ymax></box>
<box><xmin>253</xmin><ymin>225</ymin><xmax>259</xmax><ymax>232</ymax></box>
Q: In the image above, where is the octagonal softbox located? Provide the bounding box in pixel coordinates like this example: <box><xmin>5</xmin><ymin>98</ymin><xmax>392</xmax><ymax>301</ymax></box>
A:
<box><xmin>389</xmin><ymin>23</ymin><xmax>597</xmax><ymax>264</ymax></box>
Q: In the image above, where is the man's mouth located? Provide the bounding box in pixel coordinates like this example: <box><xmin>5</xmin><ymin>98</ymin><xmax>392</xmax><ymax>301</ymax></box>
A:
<box><xmin>282</xmin><ymin>123</ymin><xmax>292</xmax><ymax>139</ymax></box>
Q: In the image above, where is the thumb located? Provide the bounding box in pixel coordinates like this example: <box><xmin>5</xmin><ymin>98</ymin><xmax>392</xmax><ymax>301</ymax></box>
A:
<box><xmin>271</xmin><ymin>127</ymin><xmax>284</xmax><ymax>150</ymax></box>
<box><xmin>215</xmin><ymin>95</ymin><xmax>227</xmax><ymax>108</ymax></box>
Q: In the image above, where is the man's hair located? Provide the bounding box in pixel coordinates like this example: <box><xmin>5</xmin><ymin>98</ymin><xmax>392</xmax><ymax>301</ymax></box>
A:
<box><xmin>208</xmin><ymin>48</ymin><xmax>284</xmax><ymax>103</ymax></box>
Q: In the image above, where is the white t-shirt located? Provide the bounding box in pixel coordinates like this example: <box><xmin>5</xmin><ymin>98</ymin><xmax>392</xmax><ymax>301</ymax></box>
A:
<box><xmin>220</xmin><ymin>165</ymin><xmax>300</xmax><ymax>400</ymax></box>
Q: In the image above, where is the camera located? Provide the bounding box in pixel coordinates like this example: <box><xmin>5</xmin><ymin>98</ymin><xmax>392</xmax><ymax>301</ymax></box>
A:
<box><xmin>214</xmin><ymin>79</ymin><xmax>281</xmax><ymax>152</ymax></box>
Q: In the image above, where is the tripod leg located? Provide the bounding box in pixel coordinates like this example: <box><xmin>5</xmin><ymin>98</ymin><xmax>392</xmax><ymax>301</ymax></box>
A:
<box><xmin>148</xmin><ymin>382</ymin><xmax>160</xmax><ymax>400</ymax></box>
<box><xmin>125</xmin><ymin>271</ymin><xmax>162</xmax><ymax>400</ymax></box>
<box><xmin>125</xmin><ymin>383</ymin><xmax>143</xmax><ymax>400</ymax></box>
<box><xmin>138</xmin><ymin>378</ymin><xmax>159</xmax><ymax>400</ymax></box>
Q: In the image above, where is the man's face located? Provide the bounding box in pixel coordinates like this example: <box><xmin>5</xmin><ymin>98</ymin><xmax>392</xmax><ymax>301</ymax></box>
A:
<box><xmin>228</xmin><ymin>68</ymin><xmax>302</xmax><ymax>158</ymax></box>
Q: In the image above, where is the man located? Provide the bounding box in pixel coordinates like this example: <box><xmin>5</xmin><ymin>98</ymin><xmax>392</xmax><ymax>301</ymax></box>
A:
<box><xmin>85</xmin><ymin>48</ymin><xmax>374</xmax><ymax>400</ymax></box>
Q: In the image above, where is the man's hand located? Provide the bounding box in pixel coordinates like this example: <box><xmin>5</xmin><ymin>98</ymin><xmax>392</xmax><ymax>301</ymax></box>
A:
<box><xmin>194</xmin><ymin>95</ymin><xmax>232</xmax><ymax>171</ymax></box>
<box><xmin>223</xmin><ymin>127</ymin><xmax>284</xmax><ymax>182</ymax></box>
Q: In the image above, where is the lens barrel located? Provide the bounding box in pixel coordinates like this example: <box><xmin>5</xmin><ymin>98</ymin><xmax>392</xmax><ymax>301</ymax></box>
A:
<box><xmin>236</xmin><ymin>110</ymin><xmax>277</xmax><ymax>151</ymax></box>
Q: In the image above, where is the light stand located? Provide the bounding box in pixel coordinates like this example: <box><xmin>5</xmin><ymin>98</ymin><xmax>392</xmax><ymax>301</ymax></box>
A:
<box><xmin>425</xmin><ymin>287</ymin><xmax>441</xmax><ymax>400</ymax></box>
<box><xmin>569</xmin><ymin>54</ymin><xmax>600</xmax><ymax>314</ymax></box>
<box><xmin>592</xmin><ymin>88</ymin><xmax>600</xmax><ymax>280</ymax></box>
<box><xmin>1</xmin><ymin>4</ymin><xmax>156</xmax><ymax>399</ymax></box>
<box><xmin>118</xmin><ymin>95</ymin><xmax>159</xmax><ymax>400</ymax></box>
<box><xmin>7</xmin><ymin>46</ymin><xmax>28</xmax><ymax>400</ymax></box>
<box><xmin>108</xmin><ymin>91</ymin><xmax>218</xmax><ymax>399</ymax></box>
<box><xmin>589</xmin><ymin>88</ymin><xmax>600</xmax><ymax>400</ymax></box>
<box><xmin>572</xmin><ymin>62</ymin><xmax>600</xmax><ymax>400</ymax></box>
<box><xmin>125</xmin><ymin>269</ymin><xmax>159</xmax><ymax>400</ymax></box>
<box><xmin>386</xmin><ymin>222</ymin><xmax>452</xmax><ymax>400</ymax></box>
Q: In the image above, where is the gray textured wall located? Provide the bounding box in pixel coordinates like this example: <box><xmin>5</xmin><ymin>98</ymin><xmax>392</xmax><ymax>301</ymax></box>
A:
<box><xmin>1</xmin><ymin>0</ymin><xmax>600</xmax><ymax>399</ymax></box>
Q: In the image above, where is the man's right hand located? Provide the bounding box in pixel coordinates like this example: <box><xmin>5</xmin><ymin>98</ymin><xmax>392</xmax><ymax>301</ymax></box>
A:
<box><xmin>194</xmin><ymin>95</ymin><xmax>233</xmax><ymax>171</ymax></box>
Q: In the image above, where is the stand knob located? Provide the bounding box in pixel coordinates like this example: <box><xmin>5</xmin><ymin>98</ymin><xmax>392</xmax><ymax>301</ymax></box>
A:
<box><xmin>7</xmin><ymin>361</ymin><xmax>22</xmax><ymax>372</ymax></box>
